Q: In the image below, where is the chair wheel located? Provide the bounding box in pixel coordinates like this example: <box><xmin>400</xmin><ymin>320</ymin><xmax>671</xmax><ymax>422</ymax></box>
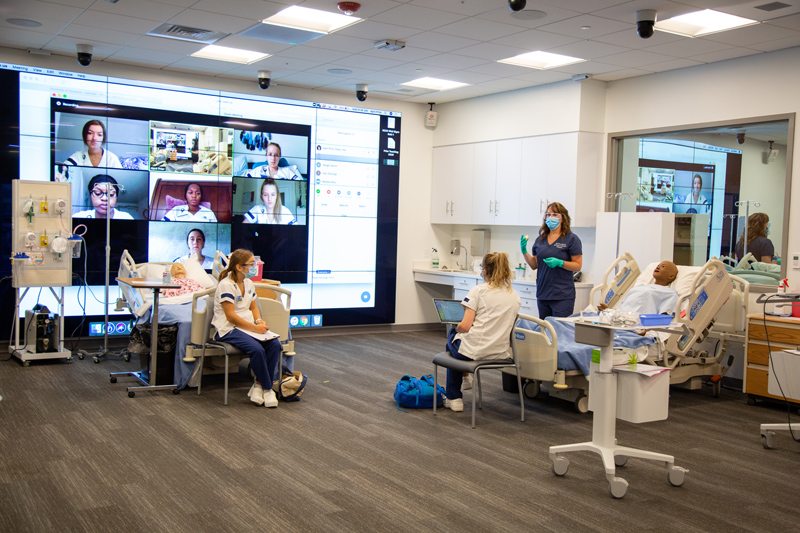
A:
<box><xmin>173</xmin><ymin>389</ymin><xmax>180</xmax><ymax>395</ymax></box>
<box><xmin>128</xmin><ymin>391</ymin><xmax>135</xmax><ymax>398</ymax></box>
<box><xmin>614</xmin><ymin>455</ymin><xmax>627</xmax><ymax>467</ymax></box>
<box><xmin>608</xmin><ymin>477</ymin><xmax>628</xmax><ymax>498</ymax></box>
<box><xmin>110</xmin><ymin>376</ymin><xmax>117</xmax><ymax>384</ymax></box>
<box><xmin>667</xmin><ymin>465</ymin><xmax>686</xmax><ymax>487</ymax></box>
<box><xmin>551</xmin><ymin>456</ymin><xmax>569</xmax><ymax>476</ymax></box>
<box><xmin>124</xmin><ymin>355</ymin><xmax>131</xmax><ymax>362</ymax></box>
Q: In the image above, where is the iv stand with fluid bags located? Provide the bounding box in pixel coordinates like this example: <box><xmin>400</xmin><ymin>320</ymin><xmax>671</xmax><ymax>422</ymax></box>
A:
<box><xmin>11</xmin><ymin>180</ymin><xmax>81</xmax><ymax>366</ymax></box>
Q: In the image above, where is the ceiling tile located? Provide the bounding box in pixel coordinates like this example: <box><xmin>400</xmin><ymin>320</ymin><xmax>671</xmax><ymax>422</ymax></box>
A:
<box><xmin>213</xmin><ymin>35</ymin><xmax>292</xmax><ymax>55</ymax></box>
<box><xmin>593</xmin><ymin>27</ymin><xmax>684</xmax><ymax>49</ymax></box>
<box><xmin>87</xmin><ymin>0</ymin><xmax>184</xmax><ymax>22</ymax></box>
<box><xmin>360</xmin><ymin>45</ymin><xmax>439</xmax><ymax>62</ymax></box>
<box><xmin>1</xmin><ymin>0</ymin><xmax>83</xmax><ymax>22</ymax></box>
<box><xmin>298</xmin><ymin>0</ymin><xmax>405</xmax><ymax>20</ymax></box>
<box><xmin>0</xmin><ymin>17</ymin><xmax>69</xmax><ymax>36</ymax></box>
<box><xmin>165</xmin><ymin>56</ymin><xmax>244</xmax><ymax>73</ymax></box>
<box><xmin>454</xmin><ymin>42</ymin><xmax>529</xmax><ymax>61</ymax></box>
<box><xmin>590</xmin><ymin>0</ymin><xmax>697</xmax><ymax>25</ymax></box>
<box><xmin>643</xmin><ymin>37</ymin><xmax>733</xmax><ymax>58</ymax></box>
<box><xmin>766</xmin><ymin>13</ymin><xmax>800</xmax><ymax>31</ymax></box>
<box><xmin>127</xmin><ymin>36</ymin><xmax>205</xmax><ymax>55</ymax></box>
<box><xmin>276</xmin><ymin>71</ymin><xmax>343</xmax><ymax>88</ymax></box>
<box><xmin>537</xmin><ymin>14</ymin><xmax>631</xmax><ymax>39</ymax></box>
<box><xmin>415</xmin><ymin>53</ymin><xmax>489</xmax><ymax>70</ymax></box>
<box><xmin>492</xmin><ymin>28</ymin><xmax>582</xmax><ymax>50</ymax></box>
<box><xmin>60</xmin><ymin>24</ymin><xmax>141</xmax><ymax>46</ymax></box>
<box><xmin>690</xmin><ymin>47</ymin><xmax>762</xmax><ymax>63</ymax></box>
<box><xmin>332</xmin><ymin>53</ymin><xmax>405</xmax><ymax>71</ymax></box>
<box><xmin>277</xmin><ymin>45</ymin><xmax>349</xmax><ymax>63</ymax></box>
<box><xmin>74</xmin><ymin>11</ymin><xmax>161</xmax><ymax>34</ymax></box>
<box><xmin>510</xmin><ymin>69</ymin><xmax>573</xmax><ymax>84</ymax></box>
<box><xmin>188</xmin><ymin>0</ymin><xmax>280</xmax><ymax>20</ymax></box>
<box><xmin>304</xmin><ymin>34</ymin><xmax>375</xmax><ymax>54</ymax></box>
<box><xmin>0</xmin><ymin>27</ymin><xmax>54</xmax><ymax>47</ymax></box>
<box><xmin>407</xmin><ymin>0</ymin><xmax>496</xmax><ymax>17</ymax></box>
<box><xmin>383</xmin><ymin>62</ymin><xmax>454</xmax><ymax>77</ymax></box>
<box><xmin>434</xmin><ymin>17</ymin><xmax>528</xmax><ymax>41</ymax></box>
<box><xmin>401</xmin><ymin>31</ymin><xmax>481</xmax><ymax>53</ymax></box>
<box><xmin>592</xmin><ymin>67</ymin><xmax>652</xmax><ymax>81</ymax></box>
<box><xmin>45</xmin><ymin>36</ymin><xmax>123</xmax><ymax>58</ymax></box>
<box><xmin>106</xmin><ymin>46</ymin><xmax>187</xmax><ymax>67</ymax></box>
<box><xmin>646</xmin><ymin>57</ymin><xmax>704</xmax><ymax>72</ymax></box>
<box><xmin>42</xmin><ymin>0</ymin><xmax>95</xmax><ymax>7</ymax></box>
<box><xmin>370</xmin><ymin>4</ymin><xmax>467</xmax><ymax>31</ymax></box>
<box><xmin>167</xmin><ymin>10</ymin><xmax>256</xmax><ymax>35</ymax></box>
<box><xmin>435</xmin><ymin>69</ymin><xmax>495</xmax><ymax>84</ymax></box>
<box><xmin>477</xmin><ymin>3</ymin><xmax>582</xmax><ymax>29</ymax></box>
<box><xmin>255</xmin><ymin>55</ymin><xmax>320</xmax><ymax>72</ymax></box>
<box><xmin>347</xmin><ymin>70</ymin><xmax>417</xmax><ymax>84</ymax></box>
<box><xmin>336</xmin><ymin>20</ymin><xmax>423</xmax><ymax>40</ymax></box>
<box><xmin>702</xmin><ymin>23</ymin><xmax>800</xmax><ymax>47</ymax></box>
<box><xmin>463</xmin><ymin>61</ymin><xmax>538</xmax><ymax>77</ymax></box>
<box><xmin>599</xmin><ymin>49</ymin><xmax>676</xmax><ymax>68</ymax></box>
<box><xmin>475</xmin><ymin>78</ymin><xmax>538</xmax><ymax>91</ymax></box>
<box><xmin>534</xmin><ymin>0</ymin><xmax>632</xmax><ymax>14</ymax></box>
<box><xmin>748</xmin><ymin>34</ymin><xmax>800</xmax><ymax>51</ymax></box>
<box><xmin>547</xmin><ymin>39</ymin><xmax>631</xmax><ymax>60</ymax></box>
<box><xmin>551</xmin><ymin>60</ymin><xmax>624</xmax><ymax>75</ymax></box>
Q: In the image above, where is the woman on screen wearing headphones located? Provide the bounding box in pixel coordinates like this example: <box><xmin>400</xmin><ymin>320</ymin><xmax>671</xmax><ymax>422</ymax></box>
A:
<box><xmin>212</xmin><ymin>249</ymin><xmax>282</xmax><ymax>408</ymax></box>
<box><xmin>520</xmin><ymin>202</ymin><xmax>583</xmax><ymax>320</ymax></box>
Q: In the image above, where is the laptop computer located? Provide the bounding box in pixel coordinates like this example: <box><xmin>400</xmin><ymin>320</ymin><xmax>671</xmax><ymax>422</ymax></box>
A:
<box><xmin>433</xmin><ymin>298</ymin><xmax>466</xmax><ymax>324</ymax></box>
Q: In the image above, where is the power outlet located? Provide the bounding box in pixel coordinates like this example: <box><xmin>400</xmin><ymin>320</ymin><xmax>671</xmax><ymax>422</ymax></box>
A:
<box><xmin>793</xmin><ymin>253</ymin><xmax>800</xmax><ymax>269</ymax></box>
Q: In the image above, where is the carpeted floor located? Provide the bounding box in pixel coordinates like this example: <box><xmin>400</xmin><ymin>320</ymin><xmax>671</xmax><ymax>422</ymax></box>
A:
<box><xmin>1</xmin><ymin>330</ymin><xmax>799</xmax><ymax>532</ymax></box>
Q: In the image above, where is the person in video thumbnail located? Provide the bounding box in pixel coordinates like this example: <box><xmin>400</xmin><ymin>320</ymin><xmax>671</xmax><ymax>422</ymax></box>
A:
<box><xmin>243</xmin><ymin>178</ymin><xmax>296</xmax><ymax>225</ymax></box>
<box><xmin>162</xmin><ymin>182</ymin><xmax>217</xmax><ymax>222</ymax></box>
<box><xmin>683</xmin><ymin>174</ymin><xmax>708</xmax><ymax>205</ymax></box>
<box><xmin>73</xmin><ymin>174</ymin><xmax>132</xmax><ymax>219</ymax></box>
<box><xmin>245</xmin><ymin>142</ymin><xmax>302</xmax><ymax>180</ymax></box>
<box><xmin>174</xmin><ymin>228</ymin><xmax>213</xmax><ymax>269</ymax></box>
<box><xmin>65</xmin><ymin>120</ymin><xmax>123</xmax><ymax>169</ymax></box>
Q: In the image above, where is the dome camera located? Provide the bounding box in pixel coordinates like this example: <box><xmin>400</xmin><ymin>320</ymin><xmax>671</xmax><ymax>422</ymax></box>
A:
<box><xmin>636</xmin><ymin>10</ymin><xmax>657</xmax><ymax>39</ymax></box>
<box><xmin>76</xmin><ymin>44</ymin><xmax>93</xmax><ymax>67</ymax></box>
<box><xmin>737</xmin><ymin>133</ymin><xmax>746</xmax><ymax>144</ymax></box>
<box><xmin>258</xmin><ymin>70</ymin><xmax>271</xmax><ymax>90</ymax></box>
<box><xmin>356</xmin><ymin>83</ymin><xmax>368</xmax><ymax>102</ymax></box>
<box><xmin>508</xmin><ymin>0</ymin><xmax>527</xmax><ymax>11</ymax></box>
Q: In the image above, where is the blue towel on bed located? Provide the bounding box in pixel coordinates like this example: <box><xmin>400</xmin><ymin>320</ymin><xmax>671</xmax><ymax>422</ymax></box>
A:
<box><xmin>517</xmin><ymin>314</ymin><xmax>656</xmax><ymax>375</ymax></box>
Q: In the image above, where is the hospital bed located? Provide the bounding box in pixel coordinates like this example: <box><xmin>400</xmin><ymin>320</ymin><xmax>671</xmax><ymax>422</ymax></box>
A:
<box><xmin>722</xmin><ymin>252</ymin><xmax>782</xmax><ymax>286</ymax></box>
<box><xmin>508</xmin><ymin>254</ymin><xmax>748</xmax><ymax>411</ymax></box>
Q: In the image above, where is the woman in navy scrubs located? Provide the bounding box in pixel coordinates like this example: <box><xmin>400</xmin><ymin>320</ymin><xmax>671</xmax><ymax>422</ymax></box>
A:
<box><xmin>520</xmin><ymin>202</ymin><xmax>583</xmax><ymax>319</ymax></box>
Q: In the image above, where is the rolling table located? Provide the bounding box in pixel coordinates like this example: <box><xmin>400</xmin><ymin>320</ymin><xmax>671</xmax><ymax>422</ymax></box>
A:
<box><xmin>110</xmin><ymin>277</ymin><xmax>180</xmax><ymax>397</ymax></box>
<box><xmin>548</xmin><ymin>317</ymin><xmax>689</xmax><ymax>498</ymax></box>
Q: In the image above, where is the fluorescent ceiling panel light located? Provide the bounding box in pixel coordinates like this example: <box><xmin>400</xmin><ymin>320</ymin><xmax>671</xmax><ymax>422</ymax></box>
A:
<box><xmin>498</xmin><ymin>51</ymin><xmax>585</xmax><ymax>70</ymax></box>
<box><xmin>262</xmin><ymin>5</ymin><xmax>361</xmax><ymax>34</ymax></box>
<box><xmin>655</xmin><ymin>9</ymin><xmax>759</xmax><ymax>37</ymax></box>
<box><xmin>191</xmin><ymin>45</ymin><xmax>269</xmax><ymax>64</ymax></box>
<box><xmin>402</xmin><ymin>77</ymin><xmax>469</xmax><ymax>91</ymax></box>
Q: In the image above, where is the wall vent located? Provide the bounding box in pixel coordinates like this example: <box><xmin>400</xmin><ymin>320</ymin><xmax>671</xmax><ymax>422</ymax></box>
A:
<box><xmin>754</xmin><ymin>2</ymin><xmax>791</xmax><ymax>12</ymax></box>
<box><xmin>147</xmin><ymin>23</ymin><xmax>229</xmax><ymax>44</ymax></box>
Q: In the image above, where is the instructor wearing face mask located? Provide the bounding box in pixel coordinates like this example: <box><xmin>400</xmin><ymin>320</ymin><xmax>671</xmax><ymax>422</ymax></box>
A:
<box><xmin>520</xmin><ymin>202</ymin><xmax>583</xmax><ymax>320</ymax></box>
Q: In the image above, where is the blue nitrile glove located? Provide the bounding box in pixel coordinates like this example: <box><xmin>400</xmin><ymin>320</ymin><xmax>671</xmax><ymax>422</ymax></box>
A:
<box><xmin>520</xmin><ymin>234</ymin><xmax>528</xmax><ymax>255</ymax></box>
<box><xmin>543</xmin><ymin>257</ymin><xmax>564</xmax><ymax>269</ymax></box>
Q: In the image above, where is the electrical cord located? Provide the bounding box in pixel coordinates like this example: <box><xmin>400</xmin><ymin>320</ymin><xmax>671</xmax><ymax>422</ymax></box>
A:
<box><xmin>1</xmin><ymin>276</ymin><xmax>15</xmax><ymax>361</ymax></box>
<box><xmin>761</xmin><ymin>294</ymin><xmax>800</xmax><ymax>443</ymax></box>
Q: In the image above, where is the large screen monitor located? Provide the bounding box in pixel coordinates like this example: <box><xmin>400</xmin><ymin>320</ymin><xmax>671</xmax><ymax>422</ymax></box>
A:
<box><xmin>1</xmin><ymin>63</ymin><xmax>401</xmax><ymax>330</ymax></box>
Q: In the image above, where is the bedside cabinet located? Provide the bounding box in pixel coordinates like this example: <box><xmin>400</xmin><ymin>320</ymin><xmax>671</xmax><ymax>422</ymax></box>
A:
<box><xmin>744</xmin><ymin>314</ymin><xmax>800</xmax><ymax>406</ymax></box>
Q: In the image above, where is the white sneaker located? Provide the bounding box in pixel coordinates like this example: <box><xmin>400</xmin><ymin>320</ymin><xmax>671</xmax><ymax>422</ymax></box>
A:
<box><xmin>262</xmin><ymin>389</ymin><xmax>279</xmax><ymax>408</ymax></box>
<box><xmin>444</xmin><ymin>398</ymin><xmax>464</xmax><ymax>412</ymax></box>
<box><xmin>462</xmin><ymin>374</ymin><xmax>473</xmax><ymax>391</ymax></box>
<box><xmin>248</xmin><ymin>383</ymin><xmax>264</xmax><ymax>406</ymax></box>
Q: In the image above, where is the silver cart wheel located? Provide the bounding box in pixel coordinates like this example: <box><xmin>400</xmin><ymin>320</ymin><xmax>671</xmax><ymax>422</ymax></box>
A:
<box><xmin>667</xmin><ymin>465</ymin><xmax>686</xmax><ymax>487</ymax></box>
<box><xmin>761</xmin><ymin>431</ymin><xmax>774</xmax><ymax>450</ymax></box>
<box><xmin>614</xmin><ymin>455</ymin><xmax>628</xmax><ymax>467</ymax></box>
<box><xmin>608</xmin><ymin>477</ymin><xmax>628</xmax><ymax>499</ymax></box>
<box><xmin>551</xmin><ymin>456</ymin><xmax>569</xmax><ymax>476</ymax></box>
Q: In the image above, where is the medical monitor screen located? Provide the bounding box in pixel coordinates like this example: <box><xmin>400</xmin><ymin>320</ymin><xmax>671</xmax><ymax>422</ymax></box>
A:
<box><xmin>1</xmin><ymin>63</ymin><xmax>401</xmax><ymax>331</ymax></box>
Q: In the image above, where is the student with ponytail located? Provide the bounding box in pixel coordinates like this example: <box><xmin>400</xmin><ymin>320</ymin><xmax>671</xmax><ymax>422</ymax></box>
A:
<box><xmin>212</xmin><ymin>249</ymin><xmax>281</xmax><ymax>407</ymax></box>
<box><xmin>442</xmin><ymin>252</ymin><xmax>521</xmax><ymax>412</ymax></box>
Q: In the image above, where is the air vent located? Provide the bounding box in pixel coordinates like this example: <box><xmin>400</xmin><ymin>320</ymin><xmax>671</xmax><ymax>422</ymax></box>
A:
<box><xmin>754</xmin><ymin>2</ymin><xmax>791</xmax><ymax>11</ymax></box>
<box><xmin>147</xmin><ymin>23</ymin><xmax>229</xmax><ymax>44</ymax></box>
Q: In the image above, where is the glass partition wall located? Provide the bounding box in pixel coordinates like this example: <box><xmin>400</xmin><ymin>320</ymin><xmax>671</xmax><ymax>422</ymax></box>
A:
<box><xmin>608</xmin><ymin>115</ymin><xmax>793</xmax><ymax>274</ymax></box>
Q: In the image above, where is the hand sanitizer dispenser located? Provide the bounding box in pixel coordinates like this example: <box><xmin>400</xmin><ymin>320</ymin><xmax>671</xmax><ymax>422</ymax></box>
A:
<box><xmin>470</xmin><ymin>229</ymin><xmax>490</xmax><ymax>258</ymax></box>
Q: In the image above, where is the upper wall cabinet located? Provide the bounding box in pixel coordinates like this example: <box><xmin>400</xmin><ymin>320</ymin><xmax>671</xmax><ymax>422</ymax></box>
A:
<box><xmin>432</xmin><ymin>132</ymin><xmax>603</xmax><ymax>227</ymax></box>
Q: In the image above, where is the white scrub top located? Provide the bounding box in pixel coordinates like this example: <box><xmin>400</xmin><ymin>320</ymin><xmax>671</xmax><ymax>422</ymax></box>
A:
<box><xmin>73</xmin><ymin>208</ymin><xmax>133</xmax><ymax>220</ymax></box>
<box><xmin>65</xmin><ymin>149</ymin><xmax>123</xmax><ymax>169</ymax></box>
<box><xmin>212</xmin><ymin>276</ymin><xmax>257</xmax><ymax>338</ymax></box>
<box><xmin>455</xmin><ymin>283</ymin><xmax>521</xmax><ymax>360</ymax></box>
<box><xmin>243</xmin><ymin>205</ymin><xmax>296</xmax><ymax>225</ymax></box>
<box><xmin>162</xmin><ymin>204</ymin><xmax>217</xmax><ymax>222</ymax></box>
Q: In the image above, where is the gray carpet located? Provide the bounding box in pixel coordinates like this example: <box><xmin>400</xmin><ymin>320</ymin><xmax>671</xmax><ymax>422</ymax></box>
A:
<box><xmin>1</xmin><ymin>330</ymin><xmax>799</xmax><ymax>532</ymax></box>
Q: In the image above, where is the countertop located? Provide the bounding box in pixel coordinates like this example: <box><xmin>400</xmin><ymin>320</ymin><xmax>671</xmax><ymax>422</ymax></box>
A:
<box><xmin>413</xmin><ymin>267</ymin><xmax>593</xmax><ymax>288</ymax></box>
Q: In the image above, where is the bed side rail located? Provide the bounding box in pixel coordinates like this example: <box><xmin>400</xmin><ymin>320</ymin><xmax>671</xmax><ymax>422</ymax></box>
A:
<box><xmin>512</xmin><ymin>313</ymin><xmax>558</xmax><ymax>382</ymax></box>
<box><xmin>589</xmin><ymin>251</ymin><xmax>640</xmax><ymax>308</ymax></box>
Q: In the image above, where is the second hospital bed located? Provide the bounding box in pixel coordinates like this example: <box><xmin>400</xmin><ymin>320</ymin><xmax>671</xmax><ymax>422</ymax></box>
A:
<box><xmin>507</xmin><ymin>254</ymin><xmax>748</xmax><ymax>412</ymax></box>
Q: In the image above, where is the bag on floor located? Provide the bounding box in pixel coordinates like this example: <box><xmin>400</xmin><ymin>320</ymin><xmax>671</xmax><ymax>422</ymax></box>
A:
<box><xmin>275</xmin><ymin>370</ymin><xmax>307</xmax><ymax>402</ymax></box>
<box><xmin>394</xmin><ymin>374</ymin><xmax>445</xmax><ymax>411</ymax></box>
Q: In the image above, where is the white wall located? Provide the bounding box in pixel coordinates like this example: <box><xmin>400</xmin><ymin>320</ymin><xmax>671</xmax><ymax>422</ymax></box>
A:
<box><xmin>605</xmin><ymin>46</ymin><xmax>799</xmax><ymax>288</ymax></box>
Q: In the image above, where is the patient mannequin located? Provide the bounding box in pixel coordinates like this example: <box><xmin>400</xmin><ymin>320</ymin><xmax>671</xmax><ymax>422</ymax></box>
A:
<box><xmin>161</xmin><ymin>263</ymin><xmax>206</xmax><ymax>298</ymax></box>
<box><xmin>598</xmin><ymin>261</ymin><xmax>679</xmax><ymax>313</ymax></box>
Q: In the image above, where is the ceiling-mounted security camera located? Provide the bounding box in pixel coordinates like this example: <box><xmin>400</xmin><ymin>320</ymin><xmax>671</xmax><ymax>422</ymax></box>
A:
<box><xmin>258</xmin><ymin>70</ymin><xmax>271</xmax><ymax>90</ymax></box>
<box><xmin>636</xmin><ymin>10</ymin><xmax>657</xmax><ymax>39</ymax></box>
<box><xmin>737</xmin><ymin>133</ymin><xmax>746</xmax><ymax>144</ymax></box>
<box><xmin>76</xmin><ymin>44</ymin><xmax>92</xmax><ymax>67</ymax></box>
<box><xmin>509</xmin><ymin>0</ymin><xmax>527</xmax><ymax>12</ymax></box>
<box><xmin>356</xmin><ymin>83</ymin><xmax>368</xmax><ymax>102</ymax></box>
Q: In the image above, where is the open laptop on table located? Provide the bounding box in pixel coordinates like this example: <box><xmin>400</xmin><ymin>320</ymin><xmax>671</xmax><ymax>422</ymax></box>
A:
<box><xmin>433</xmin><ymin>299</ymin><xmax>466</xmax><ymax>325</ymax></box>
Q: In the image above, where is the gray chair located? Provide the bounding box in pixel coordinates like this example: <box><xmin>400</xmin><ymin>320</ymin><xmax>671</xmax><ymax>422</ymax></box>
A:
<box><xmin>432</xmin><ymin>320</ymin><xmax>525</xmax><ymax>428</ymax></box>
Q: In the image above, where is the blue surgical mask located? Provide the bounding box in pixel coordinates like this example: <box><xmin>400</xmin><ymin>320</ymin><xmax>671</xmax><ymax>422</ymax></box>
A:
<box><xmin>766</xmin><ymin>222</ymin><xmax>771</xmax><ymax>235</ymax></box>
<box><xmin>545</xmin><ymin>217</ymin><xmax>560</xmax><ymax>230</ymax></box>
<box><xmin>246</xmin><ymin>265</ymin><xmax>259</xmax><ymax>278</ymax></box>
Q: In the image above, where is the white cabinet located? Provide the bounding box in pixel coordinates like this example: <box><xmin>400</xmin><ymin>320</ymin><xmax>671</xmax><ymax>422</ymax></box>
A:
<box><xmin>433</xmin><ymin>132</ymin><xmax>602</xmax><ymax>228</ymax></box>
<box><xmin>431</xmin><ymin>143</ymin><xmax>474</xmax><ymax>224</ymax></box>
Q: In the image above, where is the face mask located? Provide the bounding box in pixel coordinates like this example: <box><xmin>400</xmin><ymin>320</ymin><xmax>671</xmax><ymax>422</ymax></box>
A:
<box><xmin>246</xmin><ymin>265</ymin><xmax>259</xmax><ymax>278</ymax></box>
<box><xmin>766</xmin><ymin>222</ymin><xmax>771</xmax><ymax>235</ymax></box>
<box><xmin>545</xmin><ymin>217</ymin><xmax>560</xmax><ymax>230</ymax></box>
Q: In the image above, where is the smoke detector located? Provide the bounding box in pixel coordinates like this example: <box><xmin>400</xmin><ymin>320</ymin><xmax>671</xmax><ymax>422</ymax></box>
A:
<box><xmin>337</xmin><ymin>2</ymin><xmax>361</xmax><ymax>15</ymax></box>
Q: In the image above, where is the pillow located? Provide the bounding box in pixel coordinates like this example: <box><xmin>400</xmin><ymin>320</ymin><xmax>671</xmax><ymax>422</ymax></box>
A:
<box><xmin>637</xmin><ymin>262</ymin><xmax>702</xmax><ymax>296</ymax></box>
<box><xmin>165</xmin><ymin>195</ymin><xmax>211</xmax><ymax>211</ymax></box>
<box><xmin>182</xmin><ymin>254</ymin><xmax>216</xmax><ymax>288</ymax></box>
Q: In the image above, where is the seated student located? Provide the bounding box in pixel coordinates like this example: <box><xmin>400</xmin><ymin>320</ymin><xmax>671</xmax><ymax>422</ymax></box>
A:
<box><xmin>162</xmin><ymin>182</ymin><xmax>217</xmax><ymax>222</ymax></box>
<box><xmin>160</xmin><ymin>263</ymin><xmax>206</xmax><ymax>298</ymax></box>
<box><xmin>245</xmin><ymin>142</ymin><xmax>302</xmax><ymax>180</ymax></box>
<box><xmin>243</xmin><ymin>178</ymin><xmax>296</xmax><ymax>225</ymax></box>
<box><xmin>598</xmin><ymin>260</ymin><xmax>679</xmax><ymax>316</ymax></box>
<box><xmin>443</xmin><ymin>252</ymin><xmax>521</xmax><ymax>412</ymax></box>
<box><xmin>212</xmin><ymin>249</ymin><xmax>281</xmax><ymax>408</ymax></box>
<box><xmin>735</xmin><ymin>212</ymin><xmax>777</xmax><ymax>263</ymax></box>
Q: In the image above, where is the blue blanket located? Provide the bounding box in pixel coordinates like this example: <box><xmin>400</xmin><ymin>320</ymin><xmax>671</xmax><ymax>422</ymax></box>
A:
<box><xmin>517</xmin><ymin>315</ymin><xmax>656</xmax><ymax>375</ymax></box>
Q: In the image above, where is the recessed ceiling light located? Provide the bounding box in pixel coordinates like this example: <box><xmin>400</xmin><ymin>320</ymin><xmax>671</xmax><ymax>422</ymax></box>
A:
<box><xmin>498</xmin><ymin>51</ymin><xmax>585</xmax><ymax>70</ymax></box>
<box><xmin>655</xmin><ymin>9</ymin><xmax>759</xmax><ymax>37</ymax></box>
<box><xmin>328</xmin><ymin>68</ymin><xmax>353</xmax><ymax>74</ymax></box>
<box><xmin>191</xmin><ymin>45</ymin><xmax>270</xmax><ymax>64</ymax></box>
<box><xmin>262</xmin><ymin>5</ymin><xmax>362</xmax><ymax>34</ymax></box>
<box><xmin>402</xmin><ymin>77</ymin><xmax>468</xmax><ymax>91</ymax></box>
<box><xmin>580</xmin><ymin>25</ymin><xmax>591</xmax><ymax>30</ymax></box>
<box><xmin>7</xmin><ymin>18</ymin><xmax>42</xmax><ymax>27</ymax></box>
<box><xmin>510</xmin><ymin>10</ymin><xmax>547</xmax><ymax>21</ymax></box>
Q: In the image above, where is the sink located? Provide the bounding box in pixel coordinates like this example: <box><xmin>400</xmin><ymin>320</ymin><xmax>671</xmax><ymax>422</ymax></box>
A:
<box><xmin>437</xmin><ymin>268</ymin><xmax>467</xmax><ymax>273</ymax></box>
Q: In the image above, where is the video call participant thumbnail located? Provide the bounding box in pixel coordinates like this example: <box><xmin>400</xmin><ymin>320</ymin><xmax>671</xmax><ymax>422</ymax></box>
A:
<box><xmin>73</xmin><ymin>175</ymin><xmax>133</xmax><ymax>219</ymax></box>
<box><xmin>162</xmin><ymin>182</ymin><xmax>218</xmax><ymax>222</ymax></box>
<box><xmin>243</xmin><ymin>178</ymin><xmax>296</xmax><ymax>225</ymax></box>
<box><xmin>64</xmin><ymin>119</ymin><xmax>123</xmax><ymax>169</ymax></box>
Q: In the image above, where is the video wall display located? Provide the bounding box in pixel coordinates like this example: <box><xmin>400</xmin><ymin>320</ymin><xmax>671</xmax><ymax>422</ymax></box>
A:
<box><xmin>2</xmin><ymin>63</ymin><xmax>401</xmax><ymax>328</ymax></box>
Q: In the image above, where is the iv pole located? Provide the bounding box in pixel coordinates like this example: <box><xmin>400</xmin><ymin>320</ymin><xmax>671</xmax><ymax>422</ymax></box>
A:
<box><xmin>77</xmin><ymin>182</ymin><xmax>130</xmax><ymax>364</ymax></box>
<box><xmin>735</xmin><ymin>200</ymin><xmax>760</xmax><ymax>261</ymax></box>
<box><xmin>722</xmin><ymin>214</ymin><xmax>739</xmax><ymax>262</ymax></box>
<box><xmin>607</xmin><ymin>192</ymin><xmax>636</xmax><ymax>260</ymax></box>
